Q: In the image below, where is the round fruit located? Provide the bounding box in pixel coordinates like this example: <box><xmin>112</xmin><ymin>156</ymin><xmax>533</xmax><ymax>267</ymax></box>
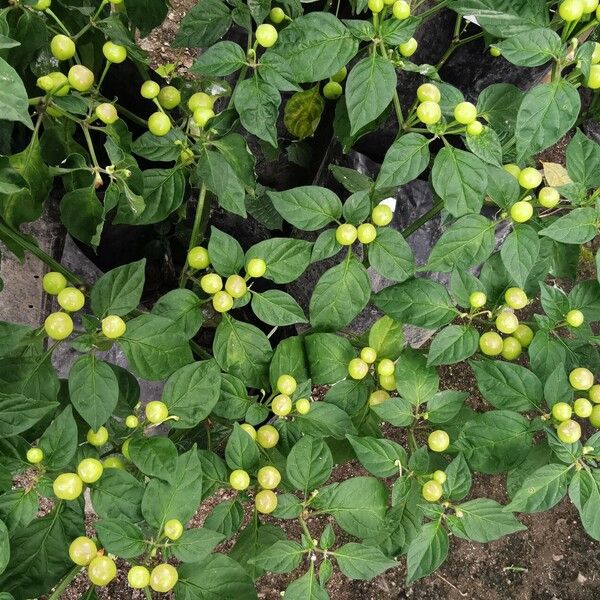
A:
<box><xmin>103</xmin><ymin>455</ymin><xmax>125</xmax><ymax>469</ymax></box>
<box><xmin>566</xmin><ymin>309</ymin><xmax>584</xmax><ymax>327</ymax></box>
<box><xmin>587</xmin><ymin>65</ymin><xmax>600</xmax><ymax>89</ymax></box>
<box><xmin>164</xmin><ymin>518</ymin><xmax>184</xmax><ymax>540</ymax></box>
<box><xmin>148</xmin><ymin>112</ymin><xmax>171</xmax><ymax>136</ymax></box>
<box><xmin>323</xmin><ymin>81</ymin><xmax>343</xmax><ymax>100</ymax></box>
<box><xmin>557</xmin><ymin>419</ymin><xmax>581</xmax><ymax>444</ymax></box>
<box><xmin>357</xmin><ymin>223</ymin><xmax>377</xmax><ymax>244</ymax></box>
<box><xmin>257</xmin><ymin>425</ymin><xmax>279</xmax><ymax>448</ymax></box>
<box><xmin>432</xmin><ymin>470</ymin><xmax>447</xmax><ymax>484</ymax></box>
<box><xmin>68</xmin><ymin>65</ymin><xmax>94</xmax><ymax>92</ymax></box>
<box><xmin>121</xmin><ymin>438</ymin><xmax>131</xmax><ymax>459</ymax></box>
<box><xmin>469</xmin><ymin>291</ymin><xmax>487</xmax><ymax>308</ymax></box>
<box><xmin>392</xmin><ymin>0</ymin><xmax>411</xmax><ymax>18</ymax></box>
<box><xmin>416</xmin><ymin>101</ymin><xmax>442</xmax><ymax>125</ymax></box>
<box><xmin>88</xmin><ymin>556</ymin><xmax>117</xmax><ymax>587</ymax></box>
<box><xmin>95</xmin><ymin>102</ymin><xmax>118</xmax><ymax>125</ymax></box>
<box><xmin>87</xmin><ymin>426</ymin><xmax>108</xmax><ymax>446</ymax></box>
<box><xmin>212</xmin><ymin>291</ymin><xmax>234</xmax><ymax>313</ymax></box>
<box><xmin>240</xmin><ymin>423</ymin><xmax>257</xmax><ymax>438</ymax></box>
<box><xmin>188</xmin><ymin>246</ymin><xmax>210</xmax><ymax>270</ymax></box>
<box><xmin>102</xmin><ymin>41</ymin><xmax>127</xmax><ymax>64</ymax></box>
<box><xmin>583</xmin><ymin>0</ymin><xmax>599</xmax><ymax>12</ymax></box>
<box><xmin>246</xmin><ymin>258</ymin><xmax>267</xmax><ymax>278</ymax></box>
<box><xmin>128</xmin><ymin>566</ymin><xmax>150</xmax><ymax>589</ymax></box>
<box><xmin>150</xmin><ymin>564</ymin><xmax>178</xmax><ymax>593</ymax></box>
<box><xmin>518</xmin><ymin>167</ymin><xmax>542</xmax><ymax>190</ymax></box>
<box><xmin>77</xmin><ymin>458</ymin><xmax>103</xmax><ymax>484</ymax></box>
<box><xmin>552</xmin><ymin>402</ymin><xmax>572</xmax><ymax>422</ymax></box>
<box><xmin>141</xmin><ymin>80</ymin><xmax>160</xmax><ymax>99</ymax></box>
<box><xmin>188</xmin><ymin>92</ymin><xmax>214</xmax><ymax>111</ymax></box>
<box><xmin>466</xmin><ymin>120</ymin><xmax>484</xmax><ymax>136</ymax></box>
<box><xmin>158</xmin><ymin>85</ymin><xmax>181</xmax><ymax>109</ymax></box>
<box><xmin>57</xmin><ymin>287</ymin><xmax>85</xmax><ymax>312</ymax></box>
<box><xmin>257</xmin><ymin>466</ymin><xmax>281</xmax><ymax>489</ymax></box>
<box><xmin>503</xmin><ymin>163</ymin><xmax>521</xmax><ymax>178</ymax></box>
<box><xmin>501</xmin><ymin>336</ymin><xmax>522</xmax><ymax>361</ymax></box>
<box><xmin>590</xmin><ymin>405</ymin><xmax>600</xmax><ymax>427</ymax></box>
<box><xmin>360</xmin><ymin>347</ymin><xmax>377</xmax><ymax>364</ymax></box>
<box><xmin>42</xmin><ymin>271</ymin><xmax>67</xmax><ymax>295</ymax></box>
<box><xmin>69</xmin><ymin>537</ymin><xmax>97</xmax><ymax>566</ymax></box>
<box><xmin>296</xmin><ymin>398</ymin><xmax>311</xmax><ymax>414</ymax></box>
<box><xmin>589</xmin><ymin>384</ymin><xmax>600</xmax><ymax>403</ymax></box>
<box><xmin>126</xmin><ymin>414</ymin><xmax>139</xmax><ymax>428</ymax></box>
<box><xmin>454</xmin><ymin>101</ymin><xmax>477</xmax><ymax>125</ymax></box>
<box><xmin>372</xmin><ymin>204</ymin><xmax>393</xmax><ymax>226</ymax></box>
<box><xmin>377</xmin><ymin>358</ymin><xmax>395</xmax><ymax>377</ymax></box>
<box><xmin>417</xmin><ymin>83</ymin><xmax>440</xmax><ymax>103</ymax></box>
<box><xmin>559</xmin><ymin>0</ymin><xmax>584</xmax><ymax>21</ymax></box>
<box><xmin>490</xmin><ymin>46</ymin><xmax>502</xmax><ymax>57</ymax></box>
<box><xmin>27</xmin><ymin>448</ymin><xmax>44</xmax><ymax>464</ymax></box>
<box><xmin>399</xmin><ymin>38</ymin><xmax>418</xmax><ymax>57</ymax></box>
<box><xmin>592</xmin><ymin>41</ymin><xmax>600</xmax><ymax>63</ymax></box>
<box><xmin>230</xmin><ymin>469</ymin><xmax>250</xmax><ymax>490</ymax></box>
<box><xmin>102</xmin><ymin>315</ymin><xmax>126</xmax><ymax>339</ymax></box>
<box><xmin>44</xmin><ymin>312</ymin><xmax>73</xmax><ymax>340</ymax></box>
<box><xmin>336</xmin><ymin>223</ymin><xmax>358</xmax><ymax>246</ymax></box>
<box><xmin>574</xmin><ymin>398</ymin><xmax>593</xmax><ymax>418</ymax></box>
<box><xmin>33</xmin><ymin>0</ymin><xmax>51</xmax><ymax>9</ymax></box>
<box><xmin>331</xmin><ymin>67</ymin><xmax>347</xmax><ymax>83</ymax></box>
<box><xmin>368</xmin><ymin>390</ymin><xmax>390</xmax><ymax>406</ymax></box>
<box><xmin>479</xmin><ymin>331</ymin><xmax>503</xmax><ymax>356</ymax></box>
<box><xmin>570</xmin><ymin>367</ymin><xmax>594</xmax><ymax>391</ymax></box>
<box><xmin>348</xmin><ymin>358</ymin><xmax>369</xmax><ymax>380</ymax></box>
<box><xmin>368</xmin><ymin>0</ymin><xmax>384</xmax><ymax>12</ymax></box>
<box><xmin>200</xmin><ymin>273</ymin><xmax>223</xmax><ymax>294</ymax></box>
<box><xmin>505</xmin><ymin>287</ymin><xmax>528</xmax><ymax>310</ymax></box>
<box><xmin>510</xmin><ymin>200</ymin><xmax>534</xmax><ymax>223</ymax></box>
<box><xmin>225</xmin><ymin>275</ymin><xmax>247</xmax><ymax>298</ymax></box>
<box><xmin>379</xmin><ymin>374</ymin><xmax>396</xmax><ymax>391</ymax></box>
<box><xmin>513</xmin><ymin>324</ymin><xmax>534</xmax><ymax>347</ymax></box>
<box><xmin>272</xmin><ymin>393</ymin><xmax>292</xmax><ymax>416</ymax></box>
<box><xmin>270</xmin><ymin>7</ymin><xmax>286</xmax><ymax>22</ymax></box>
<box><xmin>256</xmin><ymin>23</ymin><xmax>278</xmax><ymax>48</ymax></box>
<box><xmin>255</xmin><ymin>489</ymin><xmax>278</xmax><ymax>513</ymax></box>
<box><xmin>538</xmin><ymin>187</ymin><xmax>560</xmax><ymax>208</ymax></box>
<box><xmin>146</xmin><ymin>400</ymin><xmax>169</xmax><ymax>423</ymax></box>
<box><xmin>277</xmin><ymin>374</ymin><xmax>297</xmax><ymax>395</ymax></box>
<box><xmin>428</xmin><ymin>430</ymin><xmax>450</xmax><ymax>452</ymax></box>
<box><xmin>50</xmin><ymin>34</ymin><xmax>76</xmax><ymax>60</ymax></box>
<box><xmin>193</xmin><ymin>107</ymin><xmax>215</xmax><ymax>127</ymax></box>
<box><xmin>53</xmin><ymin>473</ymin><xmax>83</xmax><ymax>500</ymax></box>
<box><xmin>496</xmin><ymin>311</ymin><xmax>519</xmax><ymax>334</ymax></box>
<box><xmin>422</xmin><ymin>480</ymin><xmax>443</xmax><ymax>502</ymax></box>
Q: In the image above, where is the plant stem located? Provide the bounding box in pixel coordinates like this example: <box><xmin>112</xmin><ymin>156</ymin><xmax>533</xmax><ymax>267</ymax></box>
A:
<box><xmin>81</xmin><ymin>125</ymin><xmax>101</xmax><ymax>171</ymax></box>
<box><xmin>48</xmin><ymin>565</ymin><xmax>81</xmax><ymax>600</ymax></box>
<box><xmin>400</xmin><ymin>200</ymin><xmax>444</xmax><ymax>239</ymax></box>
<box><xmin>298</xmin><ymin>515</ymin><xmax>313</xmax><ymax>541</ymax></box>
<box><xmin>45</xmin><ymin>9</ymin><xmax>71</xmax><ymax>35</ymax></box>
<box><xmin>144</xmin><ymin>587</ymin><xmax>153</xmax><ymax>600</ymax></box>
<box><xmin>179</xmin><ymin>183</ymin><xmax>208</xmax><ymax>287</ymax></box>
<box><xmin>418</xmin><ymin>0</ymin><xmax>450</xmax><ymax>20</ymax></box>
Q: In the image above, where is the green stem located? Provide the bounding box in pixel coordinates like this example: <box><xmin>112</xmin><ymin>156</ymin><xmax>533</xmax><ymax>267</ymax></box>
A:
<box><xmin>48</xmin><ymin>565</ymin><xmax>81</xmax><ymax>600</ymax></box>
<box><xmin>97</xmin><ymin>61</ymin><xmax>111</xmax><ymax>90</ymax></box>
<box><xmin>45</xmin><ymin>8</ymin><xmax>72</xmax><ymax>35</ymax></box>
<box><xmin>144</xmin><ymin>587</ymin><xmax>153</xmax><ymax>600</ymax></box>
<box><xmin>401</xmin><ymin>200</ymin><xmax>444</xmax><ymax>239</ymax></box>
<box><xmin>298</xmin><ymin>515</ymin><xmax>313</xmax><ymax>541</ymax></box>
<box><xmin>114</xmin><ymin>103</ymin><xmax>147</xmax><ymax>127</ymax></box>
<box><xmin>418</xmin><ymin>0</ymin><xmax>450</xmax><ymax>20</ymax></box>
<box><xmin>81</xmin><ymin>125</ymin><xmax>101</xmax><ymax>170</ymax></box>
<box><xmin>179</xmin><ymin>183</ymin><xmax>208</xmax><ymax>287</ymax></box>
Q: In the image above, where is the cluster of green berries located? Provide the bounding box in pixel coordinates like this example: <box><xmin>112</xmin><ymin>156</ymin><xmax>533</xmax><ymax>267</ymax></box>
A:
<box><xmin>271</xmin><ymin>374</ymin><xmax>311</xmax><ymax>417</ymax></box>
<box><xmin>335</xmin><ymin>202</ymin><xmax>394</xmax><ymax>247</ymax></box>
<box><xmin>42</xmin><ymin>271</ymin><xmax>126</xmax><ymax>341</ymax></box>
<box><xmin>421</xmin><ymin>468</ymin><xmax>448</xmax><ymax>502</ymax></box>
<box><xmin>348</xmin><ymin>346</ymin><xmax>397</xmax><ymax>393</ymax></box>
<box><xmin>322</xmin><ymin>66</ymin><xmax>347</xmax><ymax>100</ymax></box>
<box><xmin>230</xmin><ymin>464</ymin><xmax>281</xmax><ymax>514</ymax></box>
<box><xmin>476</xmin><ymin>288</ymin><xmax>534</xmax><ymax>361</ymax></box>
<box><xmin>558</xmin><ymin>0</ymin><xmax>600</xmax><ymax>23</ymax></box>
<box><xmin>365</xmin><ymin>0</ymin><xmax>415</xmax><ymax>55</ymax></box>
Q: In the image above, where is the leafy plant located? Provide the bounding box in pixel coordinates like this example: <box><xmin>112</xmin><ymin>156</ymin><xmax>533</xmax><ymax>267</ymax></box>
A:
<box><xmin>0</xmin><ymin>0</ymin><xmax>600</xmax><ymax>598</ymax></box>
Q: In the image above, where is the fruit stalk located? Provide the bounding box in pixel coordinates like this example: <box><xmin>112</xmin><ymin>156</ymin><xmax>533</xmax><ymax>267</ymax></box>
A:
<box><xmin>48</xmin><ymin>565</ymin><xmax>81</xmax><ymax>600</ymax></box>
<box><xmin>179</xmin><ymin>183</ymin><xmax>208</xmax><ymax>287</ymax></box>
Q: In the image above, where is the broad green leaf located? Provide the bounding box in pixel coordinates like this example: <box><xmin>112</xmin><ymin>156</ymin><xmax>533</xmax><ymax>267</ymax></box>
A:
<box><xmin>230</xmin><ymin>522</ymin><xmax>286</xmax><ymax>579</ymax></box>
<box><xmin>506</xmin><ymin>463</ymin><xmax>572</xmax><ymax>513</ymax></box>
<box><xmin>251</xmin><ymin>290</ymin><xmax>307</xmax><ymax>325</ymax></box>
<box><xmin>426</xmin><ymin>391</ymin><xmax>467</xmax><ymax>424</ymax></box>
<box><xmin>91</xmin><ymin>469</ymin><xmax>144</xmax><ymax>522</ymax></box>
<box><xmin>38</xmin><ymin>406</ymin><xmax>77</xmax><ymax>471</ymax></box>
<box><xmin>90</xmin><ymin>259</ymin><xmax>146</xmax><ymax>317</ymax></box>
<box><xmin>283</xmin><ymin>567</ymin><xmax>329</xmax><ymax>600</ymax></box>
<box><xmin>225</xmin><ymin>423</ymin><xmax>260</xmax><ymax>471</ymax></box>
<box><xmin>368</xmin><ymin>227</ymin><xmax>415</xmax><ymax>282</ymax></box>
<box><xmin>191</xmin><ymin>41</ymin><xmax>246</xmax><ymax>75</ymax></box>
<box><xmin>60</xmin><ymin>186</ymin><xmax>104</xmax><ymax>247</ymax></box>
<box><xmin>171</xmin><ymin>527</ymin><xmax>225</xmax><ymax>563</ymax></box>
<box><xmin>395</xmin><ymin>349</ymin><xmax>439</xmax><ymax>405</ymax></box>
<box><xmin>371</xmin><ymin>396</ymin><xmax>413</xmax><ymax>427</ymax></box>
<box><xmin>295</xmin><ymin>402</ymin><xmax>356</xmax><ymax>439</ymax></box>
<box><xmin>497</xmin><ymin>28</ymin><xmax>562</xmax><ymax>66</ymax></box>
<box><xmin>207</xmin><ymin>226</ymin><xmax>245</xmax><ymax>277</ymax></box>
<box><xmin>566</xmin><ymin>129</ymin><xmax>600</xmax><ymax>189</ymax></box>
<box><xmin>406</xmin><ymin>521</ymin><xmax>448</xmax><ymax>584</ymax></box>
<box><xmin>444</xmin><ymin>453</ymin><xmax>472</xmax><ymax>501</ymax></box>
<box><xmin>245</xmin><ymin>238</ymin><xmax>313</xmax><ymax>284</ymax></box>
<box><xmin>173</xmin><ymin>0</ymin><xmax>232</xmax><ymax>47</ymax></box>
<box><xmin>334</xmin><ymin>543</ymin><xmax>396</xmax><ymax>580</ymax></box>
<box><xmin>151</xmin><ymin>289</ymin><xmax>203</xmax><ymax>339</ymax></box>
<box><xmin>286</xmin><ymin>436</ymin><xmax>333</xmax><ymax>496</ymax></box>
<box><xmin>427</xmin><ymin>325</ymin><xmax>479</xmax><ymax>366</ymax></box>
<box><xmin>129</xmin><ymin>436</ymin><xmax>178</xmax><ymax>482</ymax></box>
<box><xmin>368</xmin><ymin>315</ymin><xmax>404</xmax><ymax>360</ymax></box>
<box><xmin>347</xmin><ymin>435</ymin><xmax>406</xmax><ymax>477</ymax></box>
<box><xmin>0</xmin><ymin>56</ymin><xmax>33</xmax><ymax>128</ymax></box>
<box><xmin>95</xmin><ymin>519</ymin><xmax>146</xmax><ymax>559</ymax></box>
<box><xmin>465</xmin><ymin>126</ymin><xmax>502</xmax><ymax>166</ymax></box>
<box><xmin>204</xmin><ymin>499</ymin><xmax>244</xmax><ymax>538</ymax></box>
<box><xmin>250</xmin><ymin>540</ymin><xmax>305</xmax><ymax>573</ymax></box>
<box><xmin>539</xmin><ymin>208</ymin><xmax>597</xmax><ymax>245</ymax></box>
<box><xmin>0</xmin><ymin>392</ymin><xmax>57</xmax><ymax>437</ymax></box>
<box><xmin>284</xmin><ymin>86</ymin><xmax>325</xmax><ymax>139</ymax></box>
<box><xmin>342</xmin><ymin>190</ymin><xmax>371</xmax><ymax>225</ymax></box>
<box><xmin>305</xmin><ymin>333</ymin><xmax>354</xmax><ymax>384</ymax></box>
<box><xmin>500</xmin><ymin>224</ymin><xmax>540</xmax><ymax>288</ymax></box>
<box><xmin>449</xmin><ymin>499</ymin><xmax>525</xmax><ymax>541</ymax></box>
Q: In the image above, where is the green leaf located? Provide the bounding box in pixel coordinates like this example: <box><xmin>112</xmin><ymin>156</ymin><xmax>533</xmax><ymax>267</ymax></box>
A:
<box><xmin>444</xmin><ymin>453</ymin><xmax>472</xmax><ymax>500</ymax></box>
<box><xmin>245</xmin><ymin>238</ymin><xmax>313</xmax><ymax>284</ymax></box>
<box><xmin>90</xmin><ymin>259</ymin><xmax>146</xmax><ymax>317</ymax></box>
<box><xmin>500</xmin><ymin>224</ymin><xmax>540</xmax><ymax>288</ymax></box>
<box><xmin>204</xmin><ymin>499</ymin><xmax>244</xmax><ymax>537</ymax></box>
<box><xmin>529</xmin><ymin>331</ymin><xmax>567</xmax><ymax>382</ymax></box>
<box><xmin>191</xmin><ymin>41</ymin><xmax>246</xmax><ymax>75</ymax></box>
<box><xmin>251</xmin><ymin>290</ymin><xmax>307</xmax><ymax>325</ymax></box>
<box><xmin>346</xmin><ymin>54</ymin><xmax>396</xmax><ymax>136</ymax></box>
<box><xmin>305</xmin><ymin>333</ymin><xmax>354</xmax><ymax>384</ymax></box>
<box><xmin>230</xmin><ymin>522</ymin><xmax>287</xmax><ymax>579</ymax></box>
<box><xmin>427</xmin><ymin>390</ymin><xmax>467</xmax><ymax>424</ymax></box>
<box><xmin>91</xmin><ymin>469</ymin><xmax>144</xmax><ymax>522</ymax></box>
<box><xmin>211</xmin><ymin>133</ymin><xmax>256</xmax><ymax>189</ymax></box>
<box><xmin>0</xmin><ymin>355</ymin><xmax>58</xmax><ymax>406</ymax></box>
<box><xmin>95</xmin><ymin>519</ymin><xmax>146</xmax><ymax>559</ymax></box>
<box><xmin>427</xmin><ymin>325</ymin><xmax>479</xmax><ymax>366</ymax></box>
<box><xmin>368</xmin><ymin>316</ymin><xmax>404</xmax><ymax>360</ymax></box>
<box><xmin>268</xmin><ymin>186</ymin><xmax>342</xmax><ymax>231</ymax></box>
<box><xmin>131</xmin><ymin>129</ymin><xmax>187</xmax><ymax>162</ymax></box>
<box><xmin>284</xmin><ymin>567</ymin><xmax>329</xmax><ymax>600</ymax></box>
<box><xmin>0</xmin><ymin>489</ymin><xmax>38</xmax><ymax>533</ymax></box>
<box><xmin>173</xmin><ymin>0</ymin><xmax>232</xmax><ymax>47</ymax></box>
<box><xmin>368</xmin><ymin>227</ymin><xmax>415</xmax><ymax>282</ymax></box>
<box><xmin>431</xmin><ymin>147</ymin><xmax>488</xmax><ymax>217</ymax></box>
<box><xmin>371</xmin><ymin>396</ymin><xmax>413</xmax><ymax>427</ymax></box>
<box><xmin>395</xmin><ymin>349</ymin><xmax>439</xmax><ymax>405</ymax></box>
<box><xmin>347</xmin><ymin>435</ymin><xmax>406</xmax><ymax>477</ymax></box>
<box><xmin>60</xmin><ymin>186</ymin><xmax>104</xmax><ymax>247</ymax></box>
<box><xmin>0</xmin><ymin>57</ymin><xmax>33</xmax><ymax>128</ymax></box>
<box><xmin>68</xmin><ymin>355</ymin><xmax>118</xmax><ymax>430</ymax></box>
<box><xmin>151</xmin><ymin>289</ymin><xmax>203</xmax><ymax>339</ymax></box>
<box><xmin>250</xmin><ymin>540</ymin><xmax>305</xmax><ymax>573</ymax></box>
<box><xmin>372</xmin><ymin>278</ymin><xmax>456</xmax><ymax>329</ymax></box>
<box><xmin>406</xmin><ymin>521</ymin><xmax>448</xmax><ymax>583</ymax></box>
<box><xmin>449</xmin><ymin>499</ymin><xmax>525</xmax><ymax>542</ymax></box>
<box><xmin>539</xmin><ymin>208</ymin><xmax>597</xmax><ymax>244</ymax></box>
<box><xmin>286</xmin><ymin>436</ymin><xmax>333</xmax><ymax>496</ymax></box>
<box><xmin>424</xmin><ymin>215</ymin><xmax>496</xmax><ymax>272</ymax></box>
<box><xmin>465</xmin><ymin>126</ymin><xmax>502</xmax><ymax>166</ymax></box>
<box><xmin>334</xmin><ymin>543</ymin><xmax>396</xmax><ymax>580</ymax></box>
<box><xmin>497</xmin><ymin>28</ymin><xmax>562</xmax><ymax>66</ymax></box>
<box><xmin>225</xmin><ymin>423</ymin><xmax>260</xmax><ymax>471</ymax></box>
<box><xmin>516</xmin><ymin>80</ymin><xmax>580</xmax><ymax>161</ymax></box>
<box><xmin>0</xmin><ymin>519</ymin><xmax>8</xmax><ymax>576</ymax></box>
<box><xmin>38</xmin><ymin>406</ymin><xmax>78</xmax><ymax>471</ymax></box>
<box><xmin>506</xmin><ymin>463</ymin><xmax>572</xmax><ymax>512</ymax></box>
<box><xmin>470</xmin><ymin>359</ymin><xmax>542</xmax><ymax>411</ymax></box>
<box><xmin>309</xmin><ymin>255</ymin><xmax>370</xmax><ymax>331</ymax></box>
<box><xmin>171</xmin><ymin>527</ymin><xmax>225</xmax><ymax>563</ymax></box>
<box><xmin>207</xmin><ymin>227</ymin><xmax>245</xmax><ymax>277</ymax></box>
<box><xmin>295</xmin><ymin>402</ymin><xmax>356</xmax><ymax>439</ymax></box>
<box><xmin>342</xmin><ymin>190</ymin><xmax>371</xmax><ymax>225</ymax></box>
<box><xmin>129</xmin><ymin>436</ymin><xmax>178</xmax><ymax>482</ymax></box>
<box><xmin>330</xmin><ymin>165</ymin><xmax>372</xmax><ymax>194</ymax></box>
<box><xmin>284</xmin><ymin>86</ymin><xmax>325</xmax><ymax>140</ymax></box>
<box><xmin>566</xmin><ymin>129</ymin><xmax>600</xmax><ymax>189</ymax></box>
<box><xmin>0</xmin><ymin>393</ymin><xmax>57</xmax><ymax>437</ymax></box>
<box><xmin>376</xmin><ymin>133</ymin><xmax>430</xmax><ymax>190</ymax></box>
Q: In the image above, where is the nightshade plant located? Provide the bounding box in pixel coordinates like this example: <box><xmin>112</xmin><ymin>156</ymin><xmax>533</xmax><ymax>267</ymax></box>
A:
<box><xmin>0</xmin><ymin>0</ymin><xmax>600</xmax><ymax>597</ymax></box>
